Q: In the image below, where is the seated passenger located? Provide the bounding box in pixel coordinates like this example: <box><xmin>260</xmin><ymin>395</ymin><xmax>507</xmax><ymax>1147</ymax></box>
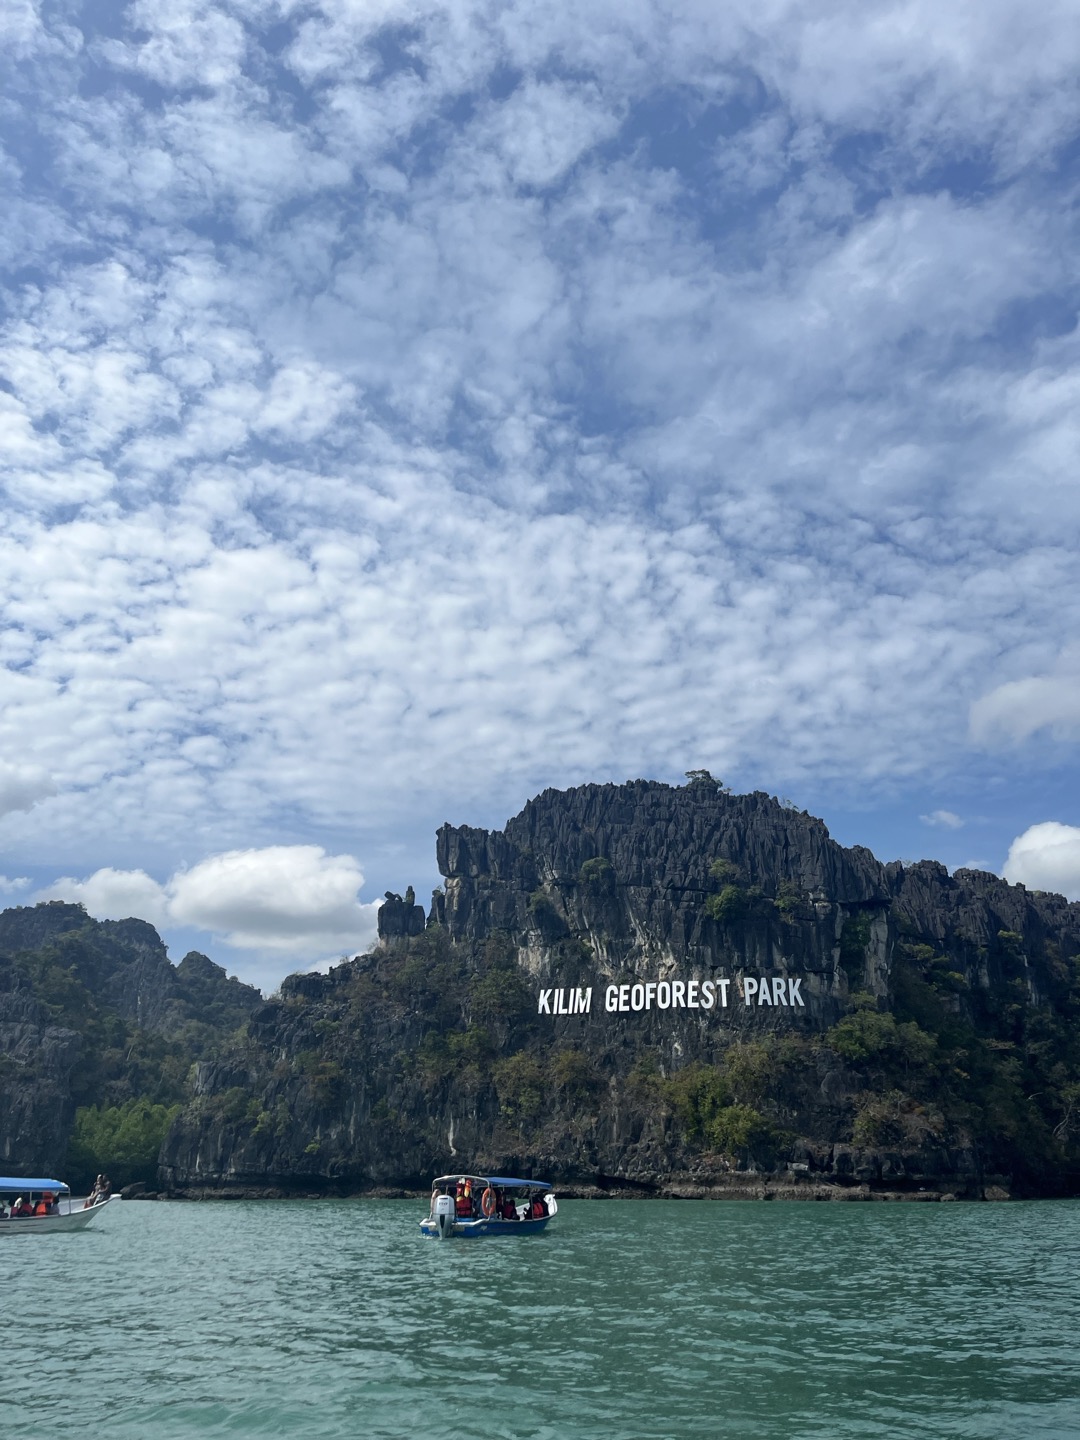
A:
<box><xmin>501</xmin><ymin>1194</ymin><xmax>517</xmax><ymax>1220</ymax></box>
<box><xmin>530</xmin><ymin>1196</ymin><xmax>546</xmax><ymax>1219</ymax></box>
<box><xmin>34</xmin><ymin>1198</ymin><xmax>49</xmax><ymax>1216</ymax></box>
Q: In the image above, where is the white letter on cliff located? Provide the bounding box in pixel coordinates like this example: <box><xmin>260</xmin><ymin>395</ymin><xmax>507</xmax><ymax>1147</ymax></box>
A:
<box><xmin>605</xmin><ymin>985</ymin><xmax>618</xmax><ymax>1012</ymax></box>
<box><xmin>743</xmin><ymin>977</ymin><xmax>758</xmax><ymax>1005</ymax></box>
<box><xmin>789</xmin><ymin>977</ymin><xmax>804</xmax><ymax>1007</ymax></box>
<box><xmin>701</xmin><ymin>981</ymin><xmax>715</xmax><ymax>1009</ymax></box>
<box><xmin>539</xmin><ymin>990</ymin><xmax>552</xmax><ymax>1014</ymax></box>
<box><xmin>771</xmin><ymin>977</ymin><xmax>788</xmax><ymax>1006</ymax></box>
<box><xmin>717</xmin><ymin>979</ymin><xmax>731</xmax><ymax>1007</ymax></box>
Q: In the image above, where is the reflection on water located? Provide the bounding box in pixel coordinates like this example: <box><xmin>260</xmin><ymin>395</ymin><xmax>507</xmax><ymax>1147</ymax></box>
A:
<box><xmin>3</xmin><ymin>1197</ymin><xmax>1079</xmax><ymax>1438</ymax></box>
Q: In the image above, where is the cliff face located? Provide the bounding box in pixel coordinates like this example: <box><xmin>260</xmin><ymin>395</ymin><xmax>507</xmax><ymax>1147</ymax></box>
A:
<box><xmin>0</xmin><ymin>963</ymin><xmax>80</xmax><ymax>1173</ymax></box>
<box><xmin>0</xmin><ymin>902</ymin><xmax>261</xmax><ymax>1177</ymax></box>
<box><xmin>433</xmin><ymin>783</ymin><xmax>890</xmax><ymax>1024</ymax></box>
<box><xmin>161</xmin><ymin>781</ymin><xmax>1080</xmax><ymax>1199</ymax></box>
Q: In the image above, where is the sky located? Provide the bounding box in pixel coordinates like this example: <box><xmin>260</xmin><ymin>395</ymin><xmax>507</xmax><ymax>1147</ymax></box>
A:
<box><xmin>1</xmin><ymin>0</ymin><xmax>1079</xmax><ymax>992</ymax></box>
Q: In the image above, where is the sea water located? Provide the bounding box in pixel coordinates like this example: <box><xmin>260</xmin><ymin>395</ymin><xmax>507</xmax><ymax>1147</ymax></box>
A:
<box><xmin>3</xmin><ymin>1197</ymin><xmax>1079</xmax><ymax>1438</ymax></box>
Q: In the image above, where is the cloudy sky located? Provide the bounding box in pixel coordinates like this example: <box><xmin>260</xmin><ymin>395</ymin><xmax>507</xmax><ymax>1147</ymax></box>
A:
<box><xmin>2</xmin><ymin>0</ymin><xmax>1079</xmax><ymax>989</ymax></box>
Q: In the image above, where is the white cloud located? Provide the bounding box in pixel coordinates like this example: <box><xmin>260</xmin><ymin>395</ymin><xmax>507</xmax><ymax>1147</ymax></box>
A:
<box><xmin>98</xmin><ymin>0</ymin><xmax>248</xmax><ymax>90</ymax></box>
<box><xmin>37</xmin><ymin>867</ymin><xmax>170</xmax><ymax>926</ymax></box>
<box><xmin>486</xmin><ymin>79</ymin><xmax>623</xmax><ymax>188</ymax></box>
<box><xmin>1003</xmin><ymin>822</ymin><xmax>1080</xmax><ymax>901</ymax></box>
<box><xmin>168</xmin><ymin>845</ymin><xmax>378</xmax><ymax>952</ymax></box>
<box><xmin>0</xmin><ymin>761</ymin><xmax>56</xmax><ymax>818</ymax></box>
<box><xmin>36</xmin><ymin>846</ymin><xmax>380</xmax><ymax>963</ymax></box>
<box><xmin>921</xmin><ymin>810</ymin><xmax>964</xmax><ymax>830</ymax></box>
<box><xmin>971</xmin><ymin>665</ymin><xmax>1080</xmax><ymax>744</ymax></box>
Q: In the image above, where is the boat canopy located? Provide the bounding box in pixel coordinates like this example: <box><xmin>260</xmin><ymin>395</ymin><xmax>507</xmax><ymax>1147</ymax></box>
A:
<box><xmin>432</xmin><ymin>1174</ymin><xmax>552</xmax><ymax>1191</ymax></box>
<box><xmin>484</xmin><ymin>1177</ymin><xmax>552</xmax><ymax>1190</ymax></box>
<box><xmin>0</xmin><ymin>1177</ymin><xmax>70</xmax><ymax>1192</ymax></box>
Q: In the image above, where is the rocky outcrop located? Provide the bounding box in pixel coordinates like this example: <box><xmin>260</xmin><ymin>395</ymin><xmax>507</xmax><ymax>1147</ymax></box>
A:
<box><xmin>436</xmin><ymin>783</ymin><xmax>1078</xmax><ymax>1021</ymax></box>
<box><xmin>0</xmin><ymin>902</ymin><xmax>261</xmax><ymax>1175</ymax></box>
<box><xmin>160</xmin><ymin>780</ymin><xmax>1080</xmax><ymax>1199</ymax></box>
<box><xmin>0</xmin><ymin>961</ymin><xmax>81</xmax><ymax>1173</ymax></box>
<box><xmin>377</xmin><ymin>887</ymin><xmax>426</xmax><ymax>944</ymax></box>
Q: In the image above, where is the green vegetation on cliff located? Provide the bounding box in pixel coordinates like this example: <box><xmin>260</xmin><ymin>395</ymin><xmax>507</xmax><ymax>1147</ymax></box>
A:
<box><xmin>0</xmin><ymin>902</ymin><xmax>259</xmax><ymax>1187</ymax></box>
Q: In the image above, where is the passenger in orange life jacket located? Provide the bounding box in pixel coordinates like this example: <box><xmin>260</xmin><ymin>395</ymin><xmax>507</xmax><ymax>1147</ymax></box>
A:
<box><xmin>530</xmin><ymin>1196</ymin><xmax>545</xmax><ymax>1219</ymax></box>
<box><xmin>34</xmin><ymin>1198</ymin><xmax>49</xmax><ymax>1216</ymax></box>
<box><xmin>501</xmin><ymin>1194</ymin><xmax>517</xmax><ymax>1220</ymax></box>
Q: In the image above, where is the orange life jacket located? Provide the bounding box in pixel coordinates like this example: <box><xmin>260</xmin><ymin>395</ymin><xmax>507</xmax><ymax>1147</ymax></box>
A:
<box><xmin>34</xmin><ymin>1201</ymin><xmax>48</xmax><ymax>1216</ymax></box>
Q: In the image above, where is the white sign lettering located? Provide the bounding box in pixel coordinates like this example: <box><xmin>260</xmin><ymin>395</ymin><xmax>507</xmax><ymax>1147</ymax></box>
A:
<box><xmin>536</xmin><ymin>986</ymin><xmax>592</xmax><ymax>1016</ymax></box>
<box><xmin>538</xmin><ymin>974</ymin><xmax>805</xmax><ymax>1016</ymax></box>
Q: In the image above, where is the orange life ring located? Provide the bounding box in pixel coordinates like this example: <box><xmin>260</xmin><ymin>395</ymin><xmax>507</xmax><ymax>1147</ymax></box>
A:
<box><xmin>481</xmin><ymin>1186</ymin><xmax>497</xmax><ymax>1218</ymax></box>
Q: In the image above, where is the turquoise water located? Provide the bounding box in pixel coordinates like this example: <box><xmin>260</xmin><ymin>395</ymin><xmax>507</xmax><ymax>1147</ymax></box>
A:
<box><xmin>3</xmin><ymin>1198</ymin><xmax>1079</xmax><ymax>1438</ymax></box>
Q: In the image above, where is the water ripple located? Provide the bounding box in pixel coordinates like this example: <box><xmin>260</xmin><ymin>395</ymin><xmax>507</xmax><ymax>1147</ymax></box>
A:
<box><xmin>2</xmin><ymin>1198</ymin><xmax>1079</xmax><ymax>1438</ymax></box>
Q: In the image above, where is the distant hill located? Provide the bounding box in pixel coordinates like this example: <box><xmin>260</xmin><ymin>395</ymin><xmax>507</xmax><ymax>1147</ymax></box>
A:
<box><xmin>0</xmin><ymin>901</ymin><xmax>260</xmax><ymax>1187</ymax></box>
<box><xmin>158</xmin><ymin>779</ymin><xmax>1080</xmax><ymax>1200</ymax></box>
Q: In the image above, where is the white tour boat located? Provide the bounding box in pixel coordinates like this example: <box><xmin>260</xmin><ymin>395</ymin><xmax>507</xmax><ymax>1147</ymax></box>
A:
<box><xmin>0</xmin><ymin>1176</ymin><xmax>114</xmax><ymax>1234</ymax></box>
<box><xmin>420</xmin><ymin>1173</ymin><xmax>557</xmax><ymax>1239</ymax></box>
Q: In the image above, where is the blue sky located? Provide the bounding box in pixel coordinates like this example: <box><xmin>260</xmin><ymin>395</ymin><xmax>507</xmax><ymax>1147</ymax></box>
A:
<box><xmin>2</xmin><ymin>0</ymin><xmax>1079</xmax><ymax>989</ymax></box>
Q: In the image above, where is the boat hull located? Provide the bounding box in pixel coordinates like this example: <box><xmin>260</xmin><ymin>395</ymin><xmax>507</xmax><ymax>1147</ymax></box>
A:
<box><xmin>419</xmin><ymin>1214</ymin><xmax>551</xmax><ymax>1239</ymax></box>
<box><xmin>0</xmin><ymin>1198</ymin><xmax>113</xmax><ymax>1235</ymax></box>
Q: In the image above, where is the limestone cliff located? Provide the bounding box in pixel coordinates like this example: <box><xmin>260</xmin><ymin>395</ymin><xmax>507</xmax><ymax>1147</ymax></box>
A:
<box><xmin>0</xmin><ymin>901</ymin><xmax>261</xmax><ymax>1178</ymax></box>
<box><xmin>161</xmin><ymin>781</ymin><xmax>1080</xmax><ymax>1198</ymax></box>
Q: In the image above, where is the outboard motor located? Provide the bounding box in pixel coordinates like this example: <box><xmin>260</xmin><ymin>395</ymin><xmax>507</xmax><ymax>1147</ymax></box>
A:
<box><xmin>434</xmin><ymin>1192</ymin><xmax>456</xmax><ymax>1240</ymax></box>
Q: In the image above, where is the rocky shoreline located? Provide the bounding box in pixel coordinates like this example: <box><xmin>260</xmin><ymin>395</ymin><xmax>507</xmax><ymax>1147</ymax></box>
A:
<box><xmin>125</xmin><ymin>1175</ymin><xmax>1016</xmax><ymax>1203</ymax></box>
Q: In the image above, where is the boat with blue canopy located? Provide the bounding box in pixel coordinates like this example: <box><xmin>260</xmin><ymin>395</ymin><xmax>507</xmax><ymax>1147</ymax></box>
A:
<box><xmin>0</xmin><ymin>1177</ymin><xmax>113</xmax><ymax>1234</ymax></box>
<box><xmin>420</xmin><ymin>1173</ymin><xmax>557</xmax><ymax>1239</ymax></box>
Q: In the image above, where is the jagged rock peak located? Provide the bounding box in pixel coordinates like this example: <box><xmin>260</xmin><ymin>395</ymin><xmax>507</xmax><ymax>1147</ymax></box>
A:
<box><xmin>436</xmin><ymin>779</ymin><xmax>890</xmax><ymax>904</ymax></box>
